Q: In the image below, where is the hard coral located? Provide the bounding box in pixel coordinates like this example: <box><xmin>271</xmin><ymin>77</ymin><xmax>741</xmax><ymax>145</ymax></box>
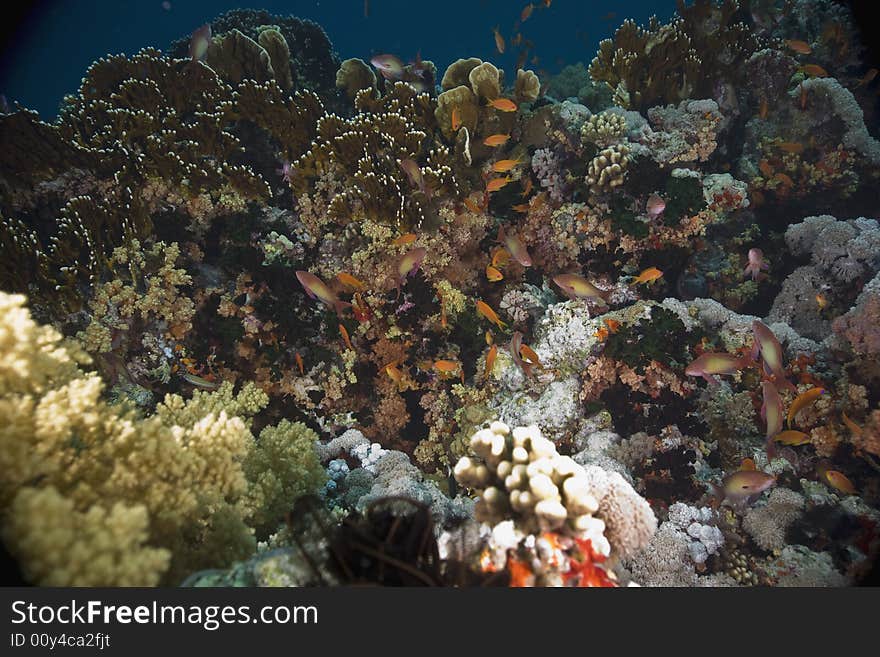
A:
<box><xmin>590</xmin><ymin>1</ymin><xmax>762</xmax><ymax>112</ymax></box>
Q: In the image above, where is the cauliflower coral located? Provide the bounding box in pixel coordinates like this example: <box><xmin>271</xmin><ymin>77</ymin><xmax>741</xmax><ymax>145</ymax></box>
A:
<box><xmin>0</xmin><ymin>292</ymin><xmax>325</xmax><ymax>586</ymax></box>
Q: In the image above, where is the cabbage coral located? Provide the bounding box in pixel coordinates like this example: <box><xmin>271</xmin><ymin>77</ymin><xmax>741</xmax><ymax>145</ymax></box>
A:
<box><xmin>0</xmin><ymin>292</ymin><xmax>324</xmax><ymax>585</ymax></box>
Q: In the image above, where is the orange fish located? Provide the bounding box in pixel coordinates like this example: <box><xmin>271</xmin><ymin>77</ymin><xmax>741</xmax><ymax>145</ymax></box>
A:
<box><xmin>521</xmin><ymin>177</ymin><xmax>533</xmax><ymax>197</ymax></box>
<box><xmin>337</xmin><ymin>271</ymin><xmax>366</xmax><ymax>290</ymax></box>
<box><xmin>486</xmin><ymin>176</ymin><xmax>513</xmax><ymax>193</ymax></box>
<box><xmin>594</xmin><ymin>327</ymin><xmax>609</xmax><ymax>342</ymax></box>
<box><xmin>464</xmin><ymin>197</ymin><xmax>483</xmax><ymax>213</ymax></box>
<box><xmin>352</xmin><ymin>292</ymin><xmax>371</xmax><ymax>322</ymax></box>
<box><xmin>491</xmin><ymin>247</ymin><xmax>511</xmax><ymax>269</ymax></box>
<box><xmin>434</xmin><ymin>359</ymin><xmax>461</xmax><ymax>375</ymax></box>
<box><xmin>295</xmin><ymin>351</ymin><xmax>305</xmax><ymax>375</ymax></box>
<box><xmin>486</xmin><ymin>264</ymin><xmax>504</xmax><ymax>282</ymax></box>
<box><xmin>483</xmin><ymin>133</ymin><xmax>511</xmax><ymax>147</ymax></box>
<box><xmin>384</xmin><ymin>362</ymin><xmax>403</xmax><ymax>385</ymax></box>
<box><xmin>519</xmin><ymin>343</ymin><xmax>543</xmax><ymax>369</ymax></box>
<box><xmin>778</xmin><ymin>141</ymin><xmax>805</xmax><ymax>154</ymax></box>
<box><xmin>493</xmin><ymin>26</ymin><xmax>505</xmax><ymax>54</ymax></box>
<box><xmin>823</xmin><ymin>469</ymin><xmax>857</xmax><ymax>495</ymax></box>
<box><xmin>451</xmin><ymin>107</ymin><xmax>461</xmax><ymax>132</ymax></box>
<box><xmin>857</xmin><ymin>68</ymin><xmax>878</xmax><ymax>86</ymax></box>
<box><xmin>488</xmin><ymin>98</ymin><xmax>518</xmax><ymax>112</ymax></box>
<box><xmin>739</xmin><ymin>458</ymin><xmax>757</xmax><ymax>471</ymax></box>
<box><xmin>521</xmin><ymin>3</ymin><xmax>534</xmax><ymax>21</ymax></box>
<box><xmin>787</xmin><ymin>387</ymin><xmax>825</xmax><ymax>426</ymax></box>
<box><xmin>841</xmin><ymin>411</ymin><xmax>863</xmax><ymax>437</ymax></box>
<box><xmin>772</xmin><ymin>172</ymin><xmax>795</xmax><ymax>187</ymax></box>
<box><xmin>759</xmin><ymin>96</ymin><xmax>769</xmax><ymax>119</ymax></box>
<box><xmin>629</xmin><ymin>267</ymin><xmax>663</xmax><ymax>286</ymax></box>
<box><xmin>603</xmin><ymin>318</ymin><xmax>621</xmax><ymax>334</ymax></box>
<box><xmin>476</xmin><ymin>299</ymin><xmax>507</xmax><ymax>330</ymax></box>
<box><xmin>758</xmin><ymin>160</ymin><xmax>774</xmax><ymax>177</ymax></box>
<box><xmin>492</xmin><ymin>158</ymin><xmax>522</xmax><ymax>173</ymax></box>
<box><xmin>773</xmin><ymin>430</ymin><xmax>811</xmax><ymax>446</ymax></box>
<box><xmin>339</xmin><ymin>323</ymin><xmax>354</xmax><ymax>351</ymax></box>
<box><xmin>815</xmin><ymin>292</ymin><xmax>828</xmax><ymax>310</ymax></box>
<box><xmin>511</xmin><ymin>203</ymin><xmax>531</xmax><ymax>213</ymax></box>
<box><xmin>785</xmin><ymin>39</ymin><xmax>812</xmax><ymax>55</ymax></box>
<box><xmin>484</xmin><ymin>344</ymin><xmax>498</xmax><ymax>379</ymax></box>
<box><xmin>391</xmin><ymin>233</ymin><xmax>418</xmax><ymax>246</ymax></box>
<box><xmin>800</xmin><ymin>64</ymin><xmax>828</xmax><ymax>78</ymax></box>
<box><xmin>799</xmin><ymin>83</ymin><xmax>808</xmax><ymax>110</ymax></box>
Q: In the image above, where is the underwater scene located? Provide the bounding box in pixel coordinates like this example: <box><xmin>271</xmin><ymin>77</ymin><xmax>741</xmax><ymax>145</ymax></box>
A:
<box><xmin>0</xmin><ymin>0</ymin><xmax>878</xmax><ymax>588</ymax></box>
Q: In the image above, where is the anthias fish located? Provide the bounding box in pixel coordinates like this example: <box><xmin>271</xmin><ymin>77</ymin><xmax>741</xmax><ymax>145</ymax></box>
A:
<box><xmin>483</xmin><ymin>134</ymin><xmax>511</xmax><ymax>147</ymax></box>
<box><xmin>787</xmin><ymin>387</ymin><xmax>825</xmax><ymax>426</ymax></box>
<box><xmin>297</xmin><ymin>270</ymin><xmax>350</xmax><ymax>317</ymax></box>
<box><xmin>751</xmin><ymin>321</ymin><xmax>796</xmax><ymax>392</ymax></box>
<box><xmin>498</xmin><ymin>226</ymin><xmax>532</xmax><ymax>267</ymax></box>
<box><xmin>743</xmin><ymin>248</ymin><xmax>769</xmax><ymax>280</ymax></box>
<box><xmin>552</xmin><ymin>274</ymin><xmax>605</xmax><ymax>302</ymax></box>
<box><xmin>371</xmin><ymin>54</ymin><xmax>405</xmax><ymax>80</ymax></box>
<box><xmin>629</xmin><ymin>267</ymin><xmax>663</xmax><ymax>286</ymax></box>
<box><xmin>476</xmin><ymin>300</ymin><xmax>507</xmax><ymax>330</ymax></box>
<box><xmin>189</xmin><ymin>24</ymin><xmax>212</xmax><ymax>62</ymax></box>
<box><xmin>685</xmin><ymin>352</ymin><xmax>747</xmax><ymax>385</ymax></box>
<box><xmin>774</xmin><ymin>430</ymin><xmax>811</xmax><ymax>446</ymax></box>
<box><xmin>714</xmin><ymin>470</ymin><xmax>776</xmax><ymax>506</ymax></box>
<box><xmin>488</xmin><ymin>98</ymin><xmax>518</xmax><ymax>112</ymax></box>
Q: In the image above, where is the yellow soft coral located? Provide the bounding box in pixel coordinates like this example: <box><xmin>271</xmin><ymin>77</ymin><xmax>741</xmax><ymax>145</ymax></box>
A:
<box><xmin>0</xmin><ymin>292</ymin><xmax>324</xmax><ymax>586</ymax></box>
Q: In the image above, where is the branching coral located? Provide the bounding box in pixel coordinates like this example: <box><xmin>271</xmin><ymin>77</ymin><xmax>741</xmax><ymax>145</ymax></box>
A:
<box><xmin>291</xmin><ymin>82</ymin><xmax>459</xmax><ymax>230</ymax></box>
<box><xmin>589</xmin><ymin>1</ymin><xmax>762</xmax><ymax>112</ymax></box>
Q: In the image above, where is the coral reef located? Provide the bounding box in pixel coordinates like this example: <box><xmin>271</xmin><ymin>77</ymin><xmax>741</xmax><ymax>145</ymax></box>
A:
<box><xmin>2</xmin><ymin>1</ymin><xmax>879</xmax><ymax>588</ymax></box>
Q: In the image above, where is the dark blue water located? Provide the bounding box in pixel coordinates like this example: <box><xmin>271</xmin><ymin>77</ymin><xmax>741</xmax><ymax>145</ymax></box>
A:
<box><xmin>0</xmin><ymin>0</ymin><xmax>676</xmax><ymax>119</ymax></box>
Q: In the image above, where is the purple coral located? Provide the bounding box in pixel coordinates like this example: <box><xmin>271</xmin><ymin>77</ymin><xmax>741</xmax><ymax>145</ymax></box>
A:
<box><xmin>531</xmin><ymin>148</ymin><xmax>565</xmax><ymax>203</ymax></box>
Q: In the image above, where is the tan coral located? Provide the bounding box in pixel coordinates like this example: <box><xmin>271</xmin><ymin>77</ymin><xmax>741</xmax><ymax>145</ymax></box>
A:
<box><xmin>581</xmin><ymin>111</ymin><xmax>628</xmax><ymax>147</ymax></box>
<box><xmin>336</xmin><ymin>58</ymin><xmax>376</xmax><ymax>99</ymax></box>
<box><xmin>441</xmin><ymin>57</ymin><xmax>483</xmax><ymax>90</ymax></box>
<box><xmin>469</xmin><ymin>61</ymin><xmax>502</xmax><ymax>101</ymax></box>
<box><xmin>586</xmin><ymin>144</ymin><xmax>630</xmax><ymax>191</ymax></box>
<box><xmin>514</xmin><ymin>68</ymin><xmax>541</xmax><ymax>103</ymax></box>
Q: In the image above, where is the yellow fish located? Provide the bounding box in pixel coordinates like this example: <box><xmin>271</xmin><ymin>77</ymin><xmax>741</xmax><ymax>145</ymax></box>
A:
<box><xmin>823</xmin><ymin>469</ymin><xmax>856</xmax><ymax>495</ymax></box>
<box><xmin>491</xmin><ymin>247</ymin><xmax>511</xmax><ymax>269</ymax></box>
<box><xmin>773</xmin><ymin>430</ymin><xmax>811</xmax><ymax>446</ymax></box>
<box><xmin>787</xmin><ymin>387</ymin><xmax>825</xmax><ymax>426</ymax></box>
<box><xmin>486</xmin><ymin>264</ymin><xmax>504</xmax><ymax>282</ymax></box>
